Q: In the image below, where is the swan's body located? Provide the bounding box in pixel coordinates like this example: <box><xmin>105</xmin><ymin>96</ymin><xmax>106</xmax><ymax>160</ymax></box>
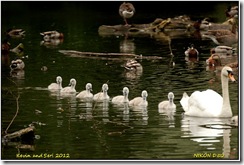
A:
<box><xmin>180</xmin><ymin>66</ymin><xmax>235</xmax><ymax>117</ymax></box>
<box><xmin>158</xmin><ymin>92</ymin><xmax>176</xmax><ymax>112</ymax></box>
<box><xmin>60</xmin><ymin>78</ymin><xmax>76</xmax><ymax>93</ymax></box>
<box><xmin>93</xmin><ymin>83</ymin><xmax>110</xmax><ymax>101</ymax></box>
<box><xmin>48</xmin><ymin>76</ymin><xmax>63</xmax><ymax>90</ymax></box>
<box><xmin>76</xmin><ymin>83</ymin><xmax>93</xmax><ymax>99</ymax></box>
<box><xmin>129</xmin><ymin>90</ymin><xmax>148</xmax><ymax>107</ymax></box>
<box><xmin>119</xmin><ymin>2</ymin><xmax>135</xmax><ymax>26</ymax></box>
<box><xmin>112</xmin><ymin>87</ymin><xmax>129</xmax><ymax>104</ymax></box>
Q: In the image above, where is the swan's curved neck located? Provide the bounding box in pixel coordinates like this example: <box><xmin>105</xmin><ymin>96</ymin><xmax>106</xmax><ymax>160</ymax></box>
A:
<box><xmin>221</xmin><ymin>74</ymin><xmax>232</xmax><ymax>117</ymax></box>
<box><xmin>58</xmin><ymin>83</ymin><xmax>62</xmax><ymax>89</ymax></box>
<box><xmin>103</xmin><ymin>90</ymin><xmax>107</xmax><ymax>97</ymax></box>
<box><xmin>124</xmin><ymin>93</ymin><xmax>128</xmax><ymax>100</ymax></box>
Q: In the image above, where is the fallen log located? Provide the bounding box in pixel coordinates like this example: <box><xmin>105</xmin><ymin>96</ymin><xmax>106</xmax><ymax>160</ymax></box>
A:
<box><xmin>98</xmin><ymin>16</ymin><xmax>194</xmax><ymax>37</ymax></box>
<box><xmin>59</xmin><ymin>50</ymin><xmax>163</xmax><ymax>60</ymax></box>
<box><xmin>3</xmin><ymin>125</ymin><xmax>35</xmax><ymax>141</ymax></box>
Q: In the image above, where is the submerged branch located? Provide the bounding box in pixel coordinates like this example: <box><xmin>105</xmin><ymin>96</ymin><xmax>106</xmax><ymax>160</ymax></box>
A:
<box><xmin>4</xmin><ymin>78</ymin><xmax>20</xmax><ymax>135</ymax></box>
<box><xmin>59</xmin><ymin>50</ymin><xmax>163</xmax><ymax>60</ymax></box>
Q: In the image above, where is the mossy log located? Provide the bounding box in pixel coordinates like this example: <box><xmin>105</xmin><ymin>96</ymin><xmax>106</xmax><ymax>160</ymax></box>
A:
<box><xmin>98</xmin><ymin>16</ymin><xmax>194</xmax><ymax>37</ymax></box>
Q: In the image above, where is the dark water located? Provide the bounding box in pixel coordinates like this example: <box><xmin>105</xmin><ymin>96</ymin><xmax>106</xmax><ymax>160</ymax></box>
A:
<box><xmin>1</xmin><ymin>1</ymin><xmax>239</xmax><ymax>160</ymax></box>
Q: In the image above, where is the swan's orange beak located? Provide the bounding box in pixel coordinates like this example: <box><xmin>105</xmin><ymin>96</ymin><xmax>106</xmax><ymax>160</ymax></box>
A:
<box><xmin>228</xmin><ymin>71</ymin><xmax>236</xmax><ymax>82</ymax></box>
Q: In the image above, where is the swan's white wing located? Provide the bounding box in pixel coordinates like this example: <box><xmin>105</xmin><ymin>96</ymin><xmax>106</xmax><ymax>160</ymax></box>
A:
<box><xmin>185</xmin><ymin>89</ymin><xmax>223</xmax><ymax>117</ymax></box>
<box><xmin>180</xmin><ymin>92</ymin><xmax>189</xmax><ymax>111</ymax></box>
<box><xmin>112</xmin><ymin>95</ymin><xmax>125</xmax><ymax>104</ymax></box>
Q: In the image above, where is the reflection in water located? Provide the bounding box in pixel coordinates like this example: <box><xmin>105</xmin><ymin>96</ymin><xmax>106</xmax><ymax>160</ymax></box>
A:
<box><xmin>93</xmin><ymin>100</ymin><xmax>110</xmax><ymax>123</ymax></box>
<box><xmin>78</xmin><ymin>100</ymin><xmax>93</xmax><ymax>121</ymax></box>
<box><xmin>10</xmin><ymin>69</ymin><xmax>25</xmax><ymax>79</ymax></box>
<box><xmin>40</xmin><ymin>38</ymin><xmax>64</xmax><ymax>49</ymax></box>
<box><xmin>130</xmin><ymin>106</ymin><xmax>148</xmax><ymax>125</ymax></box>
<box><xmin>158</xmin><ymin>108</ymin><xmax>175</xmax><ymax>128</ymax></box>
<box><xmin>181</xmin><ymin>116</ymin><xmax>233</xmax><ymax>158</ymax></box>
<box><xmin>122</xmin><ymin>59</ymin><xmax>143</xmax><ymax>84</ymax></box>
<box><xmin>113</xmin><ymin>103</ymin><xmax>130</xmax><ymax>122</ymax></box>
<box><xmin>120</xmin><ymin>37</ymin><xmax>136</xmax><ymax>54</ymax></box>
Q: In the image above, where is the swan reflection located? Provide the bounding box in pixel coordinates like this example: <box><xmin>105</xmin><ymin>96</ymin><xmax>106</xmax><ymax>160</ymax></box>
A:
<box><xmin>181</xmin><ymin>116</ymin><xmax>234</xmax><ymax>158</ymax></box>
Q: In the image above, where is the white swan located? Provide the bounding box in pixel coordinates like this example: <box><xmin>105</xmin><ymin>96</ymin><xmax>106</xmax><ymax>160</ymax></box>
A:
<box><xmin>76</xmin><ymin>83</ymin><xmax>93</xmax><ymax>99</ymax></box>
<box><xmin>48</xmin><ymin>76</ymin><xmax>63</xmax><ymax>90</ymax></box>
<box><xmin>129</xmin><ymin>90</ymin><xmax>148</xmax><ymax>107</ymax></box>
<box><xmin>180</xmin><ymin>66</ymin><xmax>235</xmax><ymax>117</ymax></box>
<box><xmin>93</xmin><ymin>83</ymin><xmax>110</xmax><ymax>101</ymax></box>
<box><xmin>112</xmin><ymin>87</ymin><xmax>129</xmax><ymax>104</ymax></box>
<box><xmin>158</xmin><ymin>92</ymin><xmax>176</xmax><ymax>112</ymax></box>
<box><xmin>60</xmin><ymin>78</ymin><xmax>76</xmax><ymax>93</ymax></box>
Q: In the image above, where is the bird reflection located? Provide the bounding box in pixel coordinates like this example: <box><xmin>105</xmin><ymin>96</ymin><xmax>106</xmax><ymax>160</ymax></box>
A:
<box><xmin>10</xmin><ymin>69</ymin><xmax>25</xmax><ymax>79</ymax></box>
<box><xmin>130</xmin><ymin>106</ymin><xmax>148</xmax><ymax>125</ymax></box>
<box><xmin>181</xmin><ymin>116</ymin><xmax>233</xmax><ymax>158</ymax></box>
<box><xmin>77</xmin><ymin>101</ymin><xmax>93</xmax><ymax>121</ymax></box>
<box><xmin>112</xmin><ymin>103</ymin><xmax>130</xmax><ymax>122</ymax></box>
<box><xmin>123</xmin><ymin>59</ymin><xmax>143</xmax><ymax>80</ymax></box>
<box><xmin>40</xmin><ymin>39</ymin><xmax>63</xmax><ymax>49</ymax></box>
<box><xmin>120</xmin><ymin>38</ymin><xmax>136</xmax><ymax>54</ymax></box>
<box><xmin>93</xmin><ymin>100</ymin><xmax>110</xmax><ymax>123</ymax></box>
<box><xmin>158</xmin><ymin>109</ymin><xmax>175</xmax><ymax>128</ymax></box>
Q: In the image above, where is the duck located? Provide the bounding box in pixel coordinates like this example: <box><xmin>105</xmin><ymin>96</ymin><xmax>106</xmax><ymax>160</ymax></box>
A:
<box><xmin>93</xmin><ymin>83</ymin><xmax>110</xmax><ymax>101</ymax></box>
<box><xmin>206</xmin><ymin>53</ymin><xmax>238</xmax><ymax>69</ymax></box>
<box><xmin>184</xmin><ymin>44</ymin><xmax>199</xmax><ymax>58</ymax></box>
<box><xmin>225</xmin><ymin>6</ymin><xmax>238</xmax><ymax>18</ymax></box>
<box><xmin>119</xmin><ymin>2</ymin><xmax>135</xmax><ymax>26</ymax></box>
<box><xmin>6</xmin><ymin>28</ymin><xmax>25</xmax><ymax>38</ymax></box>
<box><xmin>60</xmin><ymin>78</ymin><xmax>77</xmax><ymax>93</ymax></box>
<box><xmin>10</xmin><ymin>43</ymin><xmax>24</xmax><ymax>56</ymax></box>
<box><xmin>210</xmin><ymin>45</ymin><xmax>235</xmax><ymax>55</ymax></box>
<box><xmin>124</xmin><ymin>59</ymin><xmax>143</xmax><ymax>71</ymax></box>
<box><xmin>180</xmin><ymin>66</ymin><xmax>236</xmax><ymax>117</ymax></box>
<box><xmin>48</xmin><ymin>76</ymin><xmax>63</xmax><ymax>90</ymax></box>
<box><xmin>202</xmin><ymin>20</ymin><xmax>238</xmax><ymax>46</ymax></box>
<box><xmin>112</xmin><ymin>87</ymin><xmax>129</xmax><ymax>104</ymax></box>
<box><xmin>158</xmin><ymin>92</ymin><xmax>176</xmax><ymax>112</ymax></box>
<box><xmin>206</xmin><ymin>54</ymin><xmax>222</xmax><ymax>67</ymax></box>
<box><xmin>9</xmin><ymin>59</ymin><xmax>25</xmax><ymax>70</ymax></box>
<box><xmin>40</xmin><ymin>31</ymin><xmax>64</xmax><ymax>42</ymax></box>
<box><xmin>129</xmin><ymin>90</ymin><xmax>148</xmax><ymax>107</ymax></box>
<box><xmin>76</xmin><ymin>83</ymin><xmax>93</xmax><ymax>99</ymax></box>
